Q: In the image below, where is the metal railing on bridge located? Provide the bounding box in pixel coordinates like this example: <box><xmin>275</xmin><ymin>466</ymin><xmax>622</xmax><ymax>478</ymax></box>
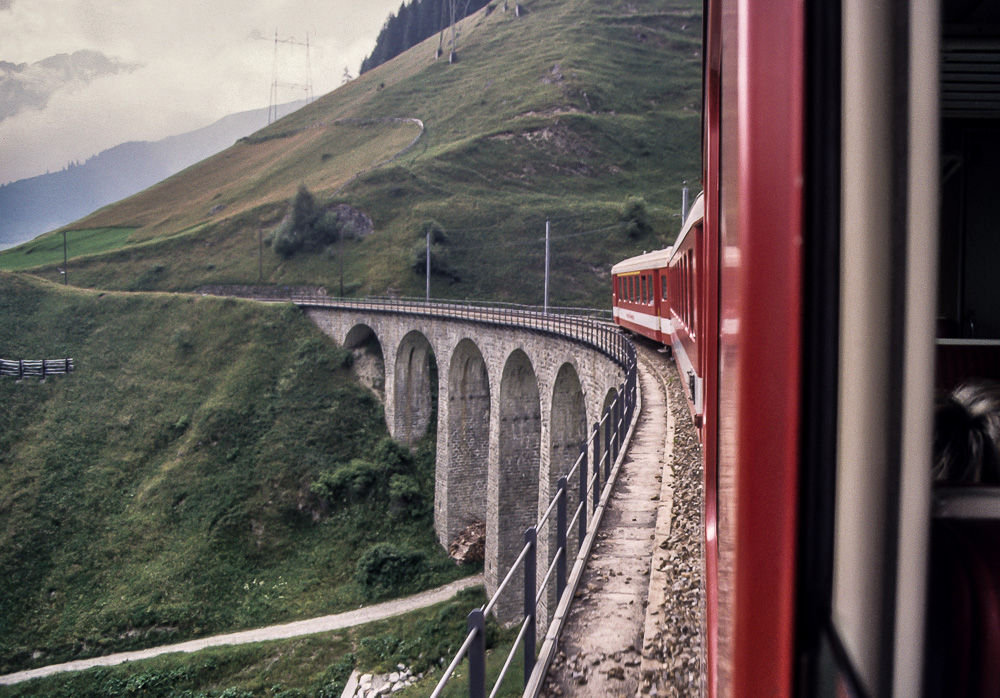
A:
<box><xmin>280</xmin><ymin>291</ymin><xmax>629</xmax><ymax>371</ymax></box>
<box><xmin>428</xmin><ymin>366</ymin><xmax>637</xmax><ymax>698</ymax></box>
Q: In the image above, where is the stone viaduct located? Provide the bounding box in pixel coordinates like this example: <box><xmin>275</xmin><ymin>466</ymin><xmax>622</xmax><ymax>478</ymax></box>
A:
<box><xmin>302</xmin><ymin>300</ymin><xmax>629</xmax><ymax>621</ymax></box>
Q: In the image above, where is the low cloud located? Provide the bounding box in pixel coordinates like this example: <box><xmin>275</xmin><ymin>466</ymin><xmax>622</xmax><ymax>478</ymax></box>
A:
<box><xmin>0</xmin><ymin>49</ymin><xmax>138</xmax><ymax>121</ymax></box>
<box><xmin>0</xmin><ymin>0</ymin><xmax>12</xmax><ymax>11</ymax></box>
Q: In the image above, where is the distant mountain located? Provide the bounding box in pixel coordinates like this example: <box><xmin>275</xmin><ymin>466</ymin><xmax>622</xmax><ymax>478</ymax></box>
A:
<box><xmin>0</xmin><ymin>100</ymin><xmax>307</xmax><ymax>250</ymax></box>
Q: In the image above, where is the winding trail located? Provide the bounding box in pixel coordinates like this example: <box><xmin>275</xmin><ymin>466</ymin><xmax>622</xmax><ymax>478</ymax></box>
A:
<box><xmin>0</xmin><ymin>575</ymin><xmax>482</xmax><ymax>687</ymax></box>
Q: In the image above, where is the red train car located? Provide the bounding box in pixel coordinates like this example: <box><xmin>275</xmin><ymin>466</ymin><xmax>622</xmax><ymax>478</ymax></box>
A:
<box><xmin>613</xmin><ymin>195</ymin><xmax>707</xmax><ymax>424</ymax></box>
<box><xmin>618</xmin><ymin>1</ymin><xmax>1000</xmax><ymax>696</ymax></box>
<box><xmin>610</xmin><ymin>248</ymin><xmax>672</xmax><ymax>345</ymax></box>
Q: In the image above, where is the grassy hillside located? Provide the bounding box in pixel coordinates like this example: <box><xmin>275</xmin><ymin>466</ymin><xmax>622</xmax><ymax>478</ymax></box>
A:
<box><xmin>0</xmin><ymin>0</ymin><xmax>701</xmax><ymax>306</ymax></box>
<box><xmin>0</xmin><ymin>273</ymin><xmax>472</xmax><ymax>675</ymax></box>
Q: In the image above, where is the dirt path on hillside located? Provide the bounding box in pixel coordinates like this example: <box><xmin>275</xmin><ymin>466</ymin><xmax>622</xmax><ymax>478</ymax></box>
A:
<box><xmin>0</xmin><ymin>575</ymin><xmax>482</xmax><ymax>686</ymax></box>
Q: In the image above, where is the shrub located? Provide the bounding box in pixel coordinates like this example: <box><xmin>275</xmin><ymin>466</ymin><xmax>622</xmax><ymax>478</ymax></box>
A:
<box><xmin>373</xmin><ymin>437</ymin><xmax>413</xmax><ymax>472</ymax></box>
<box><xmin>388</xmin><ymin>474</ymin><xmax>422</xmax><ymax>518</ymax></box>
<box><xmin>171</xmin><ymin>326</ymin><xmax>194</xmax><ymax>353</ymax></box>
<box><xmin>357</xmin><ymin>634</ymin><xmax>407</xmax><ymax>670</ymax></box>
<box><xmin>311</xmin><ymin>653</ymin><xmax>356</xmax><ymax>698</ymax></box>
<box><xmin>310</xmin><ymin>438</ymin><xmax>413</xmax><ymax>507</ymax></box>
<box><xmin>310</xmin><ymin>459</ymin><xmax>384</xmax><ymax>504</ymax></box>
<box><xmin>621</xmin><ymin>195</ymin><xmax>652</xmax><ymax>239</ymax></box>
<box><xmin>354</xmin><ymin>543</ymin><xmax>428</xmax><ymax>599</ymax></box>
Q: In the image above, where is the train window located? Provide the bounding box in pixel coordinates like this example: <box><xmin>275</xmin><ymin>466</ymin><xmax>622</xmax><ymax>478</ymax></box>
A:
<box><xmin>662</xmin><ymin>275</ymin><xmax>668</xmax><ymax>302</ymax></box>
<box><xmin>923</xmin><ymin>6</ymin><xmax>1000</xmax><ymax>696</ymax></box>
<box><xmin>938</xmin><ymin>126</ymin><xmax>1000</xmax><ymax>340</ymax></box>
<box><xmin>641</xmin><ymin>275</ymin><xmax>646</xmax><ymax>304</ymax></box>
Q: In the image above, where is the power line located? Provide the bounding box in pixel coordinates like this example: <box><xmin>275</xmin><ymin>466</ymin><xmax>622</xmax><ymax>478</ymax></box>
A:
<box><xmin>261</xmin><ymin>29</ymin><xmax>315</xmax><ymax>123</ymax></box>
<box><xmin>442</xmin><ymin>222</ymin><xmax>626</xmax><ymax>251</ymax></box>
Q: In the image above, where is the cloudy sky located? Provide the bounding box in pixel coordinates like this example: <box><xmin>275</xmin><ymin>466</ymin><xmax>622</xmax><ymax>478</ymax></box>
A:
<box><xmin>0</xmin><ymin>0</ymin><xmax>402</xmax><ymax>184</ymax></box>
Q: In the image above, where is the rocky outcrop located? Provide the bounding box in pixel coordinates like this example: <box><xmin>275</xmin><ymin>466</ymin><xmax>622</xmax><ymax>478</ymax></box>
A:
<box><xmin>341</xmin><ymin>665</ymin><xmax>423</xmax><ymax>698</ymax></box>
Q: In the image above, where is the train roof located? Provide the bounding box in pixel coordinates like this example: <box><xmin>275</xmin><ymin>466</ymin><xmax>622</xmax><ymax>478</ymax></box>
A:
<box><xmin>611</xmin><ymin>247</ymin><xmax>673</xmax><ymax>274</ymax></box>
<box><xmin>668</xmin><ymin>192</ymin><xmax>705</xmax><ymax>263</ymax></box>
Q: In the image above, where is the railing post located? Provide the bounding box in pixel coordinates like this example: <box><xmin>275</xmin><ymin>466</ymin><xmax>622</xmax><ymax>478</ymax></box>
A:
<box><xmin>608</xmin><ymin>385</ymin><xmax>625</xmax><ymax>474</ymax></box>
<box><xmin>524</xmin><ymin>527</ymin><xmax>537</xmax><ymax>688</ymax></box>
<box><xmin>579</xmin><ymin>441</ymin><xmax>588</xmax><ymax>545</ymax></box>
<box><xmin>604</xmin><ymin>407</ymin><xmax>612</xmax><ymax>480</ymax></box>
<box><xmin>556</xmin><ymin>476</ymin><xmax>567</xmax><ymax>600</ymax></box>
<box><xmin>592</xmin><ymin>422</ymin><xmax>601</xmax><ymax>512</ymax></box>
<box><xmin>467</xmin><ymin>608</ymin><xmax>486</xmax><ymax>698</ymax></box>
<box><xmin>629</xmin><ymin>369</ymin><xmax>636</xmax><ymax>423</ymax></box>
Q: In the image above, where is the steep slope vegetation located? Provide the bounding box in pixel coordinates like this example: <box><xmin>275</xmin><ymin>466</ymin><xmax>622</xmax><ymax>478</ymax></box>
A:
<box><xmin>0</xmin><ymin>273</ymin><xmax>469</xmax><ymax>675</ymax></box>
<box><xmin>0</xmin><ymin>0</ymin><xmax>700</xmax><ymax>307</ymax></box>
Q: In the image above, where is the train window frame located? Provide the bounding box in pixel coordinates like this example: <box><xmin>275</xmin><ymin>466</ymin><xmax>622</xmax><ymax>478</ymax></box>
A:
<box><xmin>829</xmin><ymin>1</ymin><xmax>937</xmax><ymax>695</ymax></box>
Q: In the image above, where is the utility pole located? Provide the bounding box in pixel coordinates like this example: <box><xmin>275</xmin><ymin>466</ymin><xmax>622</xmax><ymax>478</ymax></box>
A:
<box><xmin>263</xmin><ymin>29</ymin><xmax>314</xmax><ymax>123</ymax></box>
<box><xmin>681</xmin><ymin>182</ymin><xmax>690</xmax><ymax>221</ymax></box>
<box><xmin>426</xmin><ymin>230</ymin><xmax>431</xmax><ymax>301</ymax></box>
<box><xmin>62</xmin><ymin>231</ymin><xmax>67</xmax><ymax>285</ymax></box>
<box><xmin>258</xmin><ymin>228</ymin><xmax>263</xmax><ymax>282</ymax></box>
<box><xmin>449</xmin><ymin>0</ymin><xmax>458</xmax><ymax>63</ymax></box>
<box><xmin>339</xmin><ymin>225</ymin><xmax>345</xmax><ymax>298</ymax></box>
<box><xmin>544</xmin><ymin>219</ymin><xmax>550</xmax><ymax>314</ymax></box>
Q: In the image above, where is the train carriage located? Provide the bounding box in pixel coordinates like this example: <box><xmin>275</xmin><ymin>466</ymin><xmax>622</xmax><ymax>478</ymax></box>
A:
<box><xmin>616</xmin><ymin>0</ymin><xmax>1000</xmax><ymax>696</ymax></box>
<box><xmin>610</xmin><ymin>248</ymin><xmax>672</xmax><ymax>345</ymax></box>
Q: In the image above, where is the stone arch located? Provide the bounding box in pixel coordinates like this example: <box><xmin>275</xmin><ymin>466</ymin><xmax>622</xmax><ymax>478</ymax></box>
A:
<box><xmin>492</xmin><ymin>348</ymin><xmax>542</xmax><ymax>621</ymax></box>
<box><xmin>602</xmin><ymin>386</ymin><xmax>619</xmax><ymax>418</ymax></box>
<box><xmin>585</xmin><ymin>386</ymin><xmax>622</xmax><ymax>514</ymax></box>
<box><xmin>542</xmin><ymin>362</ymin><xmax>588</xmax><ymax>619</ymax></box>
<box><xmin>443</xmin><ymin>338</ymin><xmax>491</xmax><ymax>545</ymax></box>
<box><xmin>550</xmin><ymin>363</ymin><xmax>588</xmax><ymax>482</ymax></box>
<box><xmin>394</xmin><ymin>330</ymin><xmax>438</xmax><ymax>446</ymax></box>
<box><xmin>343</xmin><ymin>324</ymin><xmax>385</xmax><ymax>403</ymax></box>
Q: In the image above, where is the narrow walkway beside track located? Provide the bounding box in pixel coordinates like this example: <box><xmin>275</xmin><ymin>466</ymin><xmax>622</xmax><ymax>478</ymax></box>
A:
<box><xmin>0</xmin><ymin>575</ymin><xmax>483</xmax><ymax>686</ymax></box>
<box><xmin>541</xmin><ymin>342</ymin><xmax>682</xmax><ymax>697</ymax></box>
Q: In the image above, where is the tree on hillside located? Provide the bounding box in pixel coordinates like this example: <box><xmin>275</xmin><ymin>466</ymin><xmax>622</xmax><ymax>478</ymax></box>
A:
<box><xmin>359</xmin><ymin>0</ymin><xmax>492</xmax><ymax>74</ymax></box>
<box><xmin>272</xmin><ymin>185</ymin><xmax>344</xmax><ymax>258</ymax></box>
<box><xmin>621</xmin><ymin>195</ymin><xmax>653</xmax><ymax>240</ymax></box>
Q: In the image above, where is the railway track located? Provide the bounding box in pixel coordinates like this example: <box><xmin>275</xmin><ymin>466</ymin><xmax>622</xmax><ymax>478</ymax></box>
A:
<box><xmin>541</xmin><ymin>339</ymin><xmax>704</xmax><ymax>697</ymax></box>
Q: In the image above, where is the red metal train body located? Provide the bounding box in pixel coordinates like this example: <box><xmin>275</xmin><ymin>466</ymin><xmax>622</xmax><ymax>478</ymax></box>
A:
<box><xmin>613</xmin><ymin>1</ymin><xmax>1000</xmax><ymax>696</ymax></box>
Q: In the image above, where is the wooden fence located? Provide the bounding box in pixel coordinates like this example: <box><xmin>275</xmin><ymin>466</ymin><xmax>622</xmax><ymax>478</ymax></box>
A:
<box><xmin>0</xmin><ymin>359</ymin><xmax>75</xmax><ymax>379</ymax></box>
